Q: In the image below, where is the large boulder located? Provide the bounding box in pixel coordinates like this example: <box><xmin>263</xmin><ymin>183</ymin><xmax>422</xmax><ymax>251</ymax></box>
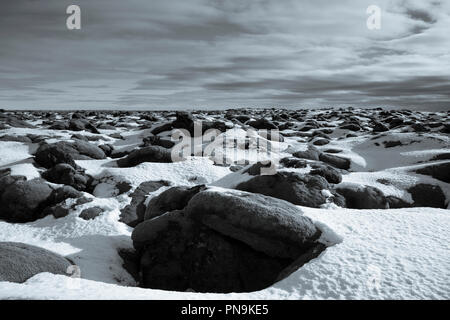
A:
<box><xmin>319</xmin><ymin>153</ymin><xmax>351</xmax><ymax>170</ymax></box>
<box><xmin>120</xmin><ymin>180</ymin><xmax>171</xmax><ymax>227</ymax></box>
<box><xmin>247</xmin><ymin>118</ymin><xmax>278</xmax><ymax>130</ymax></box>
<box><xmin>131</xmin><ymin>188</ymin><xmax>325</xmax><ymax>293</ymax></box>
<box><xmin>336</xmin><ymin>184</ymin><xmax>388</xmax><ymax>209</ymax></box>
<box><xmin>0</xmin><ymin>242</ymin><xmax>72</xmax><ymax>283</ymax></box>
<box><xmin>185</xmin><ymin>188</ymin><xmax>321</xmax><ymax>259</ymax></box>
<box><xmin>235</xmin><ymin>171</ymin><xmax>344</xmax><ymax>208</ymax></box>
<box><xmin>116</xmin><ymin>146</ymin><xmax>173</xmax><ymax>167</ymax></box>
<box><xmin>0</xmin><ymin>178</ymin><xmax>53</xmax><ymax>222</ymax></box>
<box><xmin>144</xmin><ymin>185</ymin><xmax>205</xmax><ymax>220</ymax></box>
<box><xmin>407</xmin><ymin>184</ymin><xmax>447</xmax><ymax>208</ymax></box>
<box><xmin>415</xmin><ymin>162</ymin><xmax>450</xmax><ymax>183</ymax></box>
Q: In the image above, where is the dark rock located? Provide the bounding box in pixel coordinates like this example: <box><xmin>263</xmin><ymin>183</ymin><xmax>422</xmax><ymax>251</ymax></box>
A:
<box><xmin>415</xmin><ymin>162</ymin><xmax>450</xmax><ymax>183</ymax></box>
<box><xmin>35</xmin><ymin>141</ymin><xmax>106</xmax><ymax>168</ymax></box>
<box><xmin>292</xmin><ymin>146</ymin><xmax>321</xmax><ymax>161</ymax></box>
<box><xmin>340</xmin><ymin>123</ymin><xmax>361</xmax><ymax>131</ymax></box>
<box><xmin>0</xmin><ymin>242</ymin><xmax>72</xmax><ymax>283</ymax></box>
<box><xmin>185</xmin><ymin>189</ymin><xmax>321</xmax><ymax>259</ymax></box>
<box><xmin>372</xmin><ymin>121</ymin><xmax>389</xmax><ymax>132</ymax></box>
<box><xmin>144</xmin><ymin>185</ymin><xmax>206</xmax><ymax>220</ymax></box>
<box><xmin>151</xmin><ymin>122</ymin><xmax>173</xmax><ymax>135</ymax></box>
<box><xmin>386</xmin><ymin>196</ymin><xmax>412</xmax><ymax>209</ymax></box>
<box><xmin>42</xmin><ymin>163</ymin><xmax>91</xmax><ymax>191</ymax></box>
<box><xmin>117</xmin><ymin>146</ymin><xmax>173</xmax><ymax>167</ymax></box>
<box><xmin>79</xmin><ymin>206</ymin><xmax>103</xmax><ymax>220</ymax></box>
<box><xmin>131</xmin><ymin>189</ymin><xmax>325</xmax><ymax>293</ymax></box>
<box><xmin>407</xmin><ymin>184</ymin><xmax>447</xmax><ymax>208</ymax></box>
<box><xmin>280</xmin><ymin>157</ymin><xmax>307</xmax><ymax>169</ymax></box>
<box><xmin>0</xmin><ymin>179</ymin><xmax>53</xmax><ymax>222</ymax></box>
<box><xmin>336</xmin><ymin>185</ymin><xmax>388</xmax><ymax>209</ymax></box>
<box><xmin>247</xmin><ymin>118</ymin><xmax>278</xmax><ymax>130</ymax></box>
<box><xmin>235</xmin><ymin>171</ymin><xmax>344</xmax><ymax>208</ymax></box>
<box><xmin>142</xmin><ymin>135</ymin><xmax>175</xmax><ymax>149</ymax></box>
<box><xmin>312</xmin><ymin>138</ymin><xmax>329</xmax><ymax>146</ymax></box>
<box><xmin>120</xmin><ymin>180</ymin><xmax>171</xmax><ymax>227</ymax></box>
<box><xmin>98</xmin><ymin>144</ymin><xmax>114</xmax><ymax>156</ymax></box>
<box><xmin>310</xmin><ymin>163</ymin><xmax>342</xmax><ymax>184</ymax></box>
<box><xmin>319</xmin><ymin>153</ymin><xmax>351</xmax><ymax>170</ymax></box>
<box><xmin>0</xmin><ymin>135</ymin><xmax>33</xmax><ymax>143</ymax></box>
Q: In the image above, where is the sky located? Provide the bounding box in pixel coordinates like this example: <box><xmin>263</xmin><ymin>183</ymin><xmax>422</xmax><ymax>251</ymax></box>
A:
<box><xmin>0</xmin><ymin>0</ymin><xmax>449</xmax><ymax>111</ymax></box>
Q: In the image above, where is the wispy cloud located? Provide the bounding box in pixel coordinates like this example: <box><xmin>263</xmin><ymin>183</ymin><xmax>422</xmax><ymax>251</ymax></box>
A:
<box><xmin>0</xmin><ymin>0</ymin><xmax>449</xmax><ymax>110</ymax></box>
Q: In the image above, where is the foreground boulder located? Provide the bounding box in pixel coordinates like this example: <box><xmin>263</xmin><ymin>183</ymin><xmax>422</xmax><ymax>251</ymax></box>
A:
<box><xmin>185</xmin><ymin>189</ymin><xmax>321</xmax><ymax>258</ymax></box>
<box><xmin>117</xmin><ymin>146</ymin><xmax>173</xmax><ymax>167</ymax></box>
<box><xmin>131</xmin><ymin>188</ymin><xmax>325</xmax><ymax>293</ymax></box>
<box><xmin>336</xmin><ymin>184</ymin><xmax>388</xmax><ymax>209</ymax></box>
<box><xmin>235</xmin><ymin>171</ymin><xmax>345</xmax><ymax>208</ymax></box>
<box><xmin>0</xmin><ymin>242</ymin><xmax>72</xmax><ymax>283</ymax></box>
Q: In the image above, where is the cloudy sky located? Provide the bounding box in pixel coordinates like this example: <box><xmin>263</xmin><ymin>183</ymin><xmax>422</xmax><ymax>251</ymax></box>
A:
<box><xmin>1</xmin><ymin>0</ymin><xmax>449</xmax><ymax>110</ymax></box>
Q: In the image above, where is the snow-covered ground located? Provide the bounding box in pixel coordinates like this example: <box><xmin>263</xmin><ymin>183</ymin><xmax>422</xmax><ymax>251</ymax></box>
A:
<box><xmin>1</xmin><ymin>109</ymin><xmax>449</xmax><ymax>299</ymax></box>
<box><xmin>0</xmin><ymin>206</ymin><xmax>448</xmax><ymax>299</ymax></box>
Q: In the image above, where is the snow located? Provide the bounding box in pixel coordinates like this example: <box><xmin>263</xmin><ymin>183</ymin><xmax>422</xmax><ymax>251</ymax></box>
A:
<box><xmin>0</xmin><ymin>206</ymin><xmax>448</xmax><ymax>300</ymax></box>
<box><xmin>0</xmin><ymin>141</ymin><xmax>33</xmax><ymax>167</ymax></box>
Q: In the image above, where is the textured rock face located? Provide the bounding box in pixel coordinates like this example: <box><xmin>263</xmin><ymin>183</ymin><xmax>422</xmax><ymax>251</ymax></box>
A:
<box><xmin>131</xmin><ymin>188</ymin><xmax>325</xmax><ymax>293</ymax></box>
<box><xmin>34</xmin><ymin>141</ymin><xmax>106</xmax><ymax>168</ymax></box>
<box><xmin>120</xmin><ymin>180</ymin><xmax>171</xmax><ymax>227</ymax></box>
<box><xmin>144</xmin><ymin>185</ymin><xmax>206</xmax><ymax>220</ymax></box>
<box><xmin>0</xmin><ymin>178</ymin><xmax>53</xmax><ymax>222</ymax></box>
<box><xmin>415</xmin><ymin>162</ymin><xmax>450</xmax><ymax>183</ymax></box>
<box><xmin>319</xmin><ymin>153</ymin><xmax>351</xmax><ymax>170</ymax></box>
<box><xmin>185</xmin><ymin>189</ymin><xmax>321</xmax><ymax>259</ymax></box>
<box><xmin>42</xmin><ymin>163</ymin><xmax>91</xmax><ymax>191</ymax></box>
<box><xmin>0</xmin><ymin>242</ymin><xmax>72</xmax><ymax>283</ymax></box>
<box><xmin>116</xmin><ymin>146</ymin><xmax>173</xmax><ymax>167</ymax></box>
<box><xmin>336</xmin><ymin>184</ymin><xmax>389</xmax><ymax>209</ymax></box>
<box><xmin>407</xmin><ymin>184</ymin><xmax>447</xmax><ymax>208</ymax></box>
<box><xmin>235</xmin><ymin>171</ymin><xmax>344</xmax><ymax>208</ymax></box>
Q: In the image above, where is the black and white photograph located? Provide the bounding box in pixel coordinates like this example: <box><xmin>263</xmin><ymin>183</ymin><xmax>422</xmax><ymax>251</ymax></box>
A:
<box><xmin>0</xmin><ymin>0</ymin><xmax>449</xmax><ymax>306</ymax></box>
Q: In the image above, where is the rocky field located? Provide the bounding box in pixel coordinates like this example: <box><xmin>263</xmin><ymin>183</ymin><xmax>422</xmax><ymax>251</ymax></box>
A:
<box><xmin>0</xmin><ymin>107</ymin><xmax>449</xmax><ymax>299</ymax></box>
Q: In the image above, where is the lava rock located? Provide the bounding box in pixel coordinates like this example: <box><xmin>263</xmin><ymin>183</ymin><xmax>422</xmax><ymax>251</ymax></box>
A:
<box><xmin>0</xmin><ymin>242</ymin><xmax>72</xmax><ymax>283</ymax></box>
<box><xmin>185</xmin><ymin>188</ymin><xmax>321</xmax><ymax>259</ymax></box>
<box><xmin>117</xmin><ymin>146</ymin><xmax>173</xmax><ymax>167</ymax></box>
<box><xmin>319</xmin><ymin>153</ymin><xmax>351</xmax><ymax>170</ymax></box>
<box><xmin>310</xmin><ymin>163</ymin><xmax>342</xmax><ymax>184</ymax></box>
<box><xmin>144</xmin><ymin>185</ymin><xmax>206</xmax><ymax>220</ymax></box>
<box><xmin>79</xmin><ymin>206</ymin><xmax>104</xmax><ymax>220</ymax></box>
<box><xmin>119</xmin><ymin>180</ymin><xmax>171</xmax><ymax>227</ymax></box>
<box><xmin>292</xmin><ymin>146</ymin><xmax>321</xmax><ymax>161</ymax></box>
<box><xmin>235</xmin><ymin>171</ymin><xmax>344</xmax><ymax>208</ymax></box>
<box><xmin>42</xmin><ymin>163</ymin><xmax>91</xmax><ymax>191</ymax></box>
<box><xmin>407</xmin><ymin>184</ymin><xmax>447</xmax><ymax>208</ymax></box>
<box><xmin>415</xmin><ymin>162</ymin><xmax>450</xmax><ymax>183</ymax></box>
<box><xmin>336</xmin><ymin>184</ymin><xmax>388</xmax><ymax>209</ymax></box>
<box><xmin>0</xmin><ymin>178</ymin><xmax>53</xmax><ymax>222</ymax></box>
